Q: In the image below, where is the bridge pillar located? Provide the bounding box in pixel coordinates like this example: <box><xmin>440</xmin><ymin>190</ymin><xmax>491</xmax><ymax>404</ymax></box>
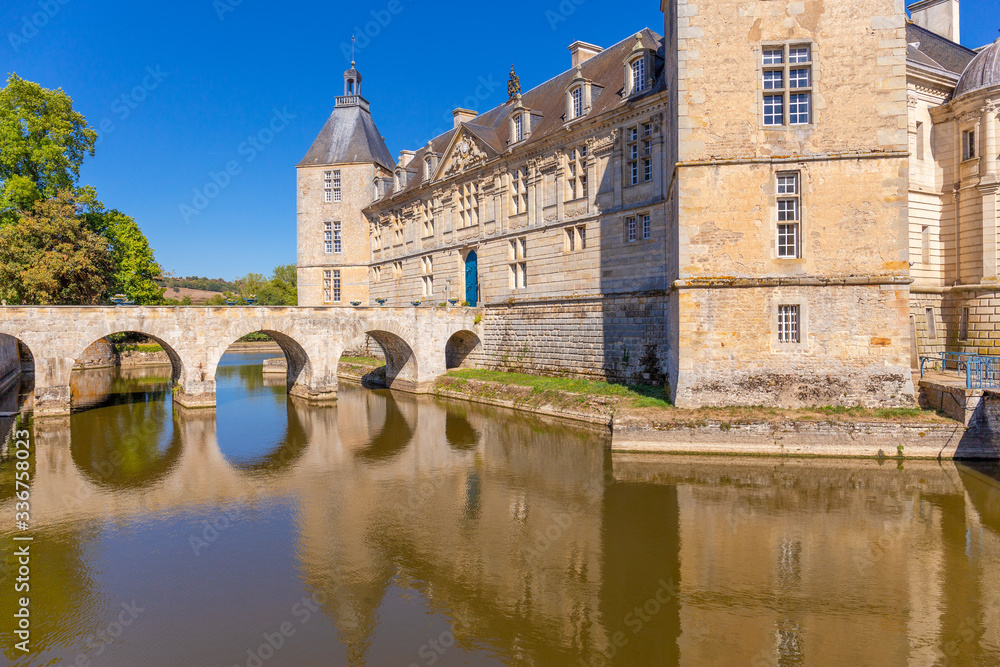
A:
<box><xmin>33</xmin><ymin>355</ymin><xmax>73</xmax><ymax>417</ymax></box>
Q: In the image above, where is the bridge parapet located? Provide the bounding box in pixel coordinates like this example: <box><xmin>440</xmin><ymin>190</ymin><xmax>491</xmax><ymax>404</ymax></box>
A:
<box><xmin>0</xmin><ymin>306</ymin><xmax>481</xmax><ymax>415</ymax></box>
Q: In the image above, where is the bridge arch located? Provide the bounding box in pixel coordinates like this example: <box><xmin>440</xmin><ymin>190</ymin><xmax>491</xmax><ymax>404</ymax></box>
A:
<box><xmin>445</xmin><ymin>330</ymin><xmax>481</xmax><ymax>370</ymax></box>
<box><xmin>365</xmin><ymin>329</ymin><xmax>418</xmax><ymax>390</ymax></box>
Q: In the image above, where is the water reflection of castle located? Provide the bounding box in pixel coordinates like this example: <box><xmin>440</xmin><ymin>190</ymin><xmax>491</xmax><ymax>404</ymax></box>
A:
<box><xmin>2</xmin><ymin>375</ymin><xmax>999</xmax><ymax>664</ymax></box>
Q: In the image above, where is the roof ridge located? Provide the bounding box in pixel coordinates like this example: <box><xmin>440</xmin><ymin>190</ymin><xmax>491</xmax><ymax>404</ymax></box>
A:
<box><xmin>906</xmin><ymin>21</ymin><xmax>977</xmax><ymax>55</ymax></box>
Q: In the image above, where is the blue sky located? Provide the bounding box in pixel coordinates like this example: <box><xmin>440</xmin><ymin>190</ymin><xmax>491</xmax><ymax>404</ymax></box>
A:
<box><xmin>2</xmin><ymin>1</ymin><xmax>996</xmax><ymax>280</ymax></box>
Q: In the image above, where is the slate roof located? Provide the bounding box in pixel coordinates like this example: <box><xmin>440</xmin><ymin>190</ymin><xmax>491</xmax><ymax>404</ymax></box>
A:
<box><xmin>955</xmin><ymin>38</ymin><xmax>1000</xmax><ymax>99</ymax></box>
<box><xmin>298</xmin><ymin>102</ymin><xmax>395</xmax><ymax>172</ymax></box>
<box><xmin>905</xmin><ymin>22</ymin><xmax>977</xmax><ymax>76</ymax></box>
<box><xmin>372</xmin><ymin>28</ymin><xmax>665</xmax><ymax>205</ymax></box>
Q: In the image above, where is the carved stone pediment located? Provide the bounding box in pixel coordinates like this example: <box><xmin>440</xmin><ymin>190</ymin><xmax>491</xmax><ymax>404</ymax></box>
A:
<box><xmin>444</xmin><ymin>136</ymin><xmax>488</xmax><ymax>176</ymax></box>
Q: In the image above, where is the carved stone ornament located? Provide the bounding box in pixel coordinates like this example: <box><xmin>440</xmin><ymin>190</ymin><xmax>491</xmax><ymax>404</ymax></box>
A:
<box><xmin>508</xmin><ymin>66</ymin><xmax>521</xmax><ymax>102</ymax></box>
<box><xmin>445</xmin><ymin>136</ymin><xmax>487</xmax><ymax>176</ymax></box>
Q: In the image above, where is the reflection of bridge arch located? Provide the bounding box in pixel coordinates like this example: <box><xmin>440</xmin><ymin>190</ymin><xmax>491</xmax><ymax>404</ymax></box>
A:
<box><xmin>0</xmin><ymin>306</ymin><xmax>480</xmax><ymax>415</ymax></box>
<box><xmin>223</xmin><ymin>400</ymin><xmax>310</xmax><ymax>475</ymax></box>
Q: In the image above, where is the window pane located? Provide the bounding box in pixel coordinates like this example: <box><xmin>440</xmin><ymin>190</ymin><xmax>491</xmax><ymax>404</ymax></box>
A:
<box><xmin>763</xmin><ymin>70</ymin><xmax>783</xmax><ymax>90</ymax></box>
<box><xmin>777</xmin><ymin>174</ymin><xmax>798</xmax><ymax>195</ymax></box>
<box><xmin>777</xmin><ymin>199</ymin><xmax>799</xmax><ymax>221</ymax></box>
<box><xmin>789</xmin><ymin>47</ymin><xmax>810</xmax><ymax>63</ymax></box>
<box><xmin>763</xmin><ymin>49</ymin><xmax>783</xmax><ymax>65</ymax></box>
<box><xmin>764</xmin><ymin>96</ymin><xmax>784</xmax><ymax>126</ymax></box>
<box><xmin>789</xmin><ymin>68</ymin><xmax>810</xmax><ymax>88</ymax></box>
<box><xmin>778</xmin><ymin>305</ymin><xmax>800</xmax><ymax>343</ymax></box>
<box><xmin>789</xmin><ymin>93</ymin><xmax>810</xmax><ymax>124</ymax></box>
<box><xmin>777</xmin><ymin>224</ymin><xmax>799</xmax><ymax>258</ymax></box>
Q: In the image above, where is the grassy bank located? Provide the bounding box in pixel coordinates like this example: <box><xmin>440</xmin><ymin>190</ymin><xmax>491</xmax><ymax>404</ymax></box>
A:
<box><xmin>438</xmin><ymin>368</ymin><xmax>952</xmax><ymax>426</ymax></box>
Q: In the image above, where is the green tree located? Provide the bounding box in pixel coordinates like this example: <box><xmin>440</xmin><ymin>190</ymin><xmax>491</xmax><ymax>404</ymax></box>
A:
<box><xmin>0</xmin><ymin>191</ymin><xmax>112</xmax><ymax>304</ymax></box>
<box><xmin>256</xmin><ymin>264</ymin><xmax>297</xmax><ymax>305</ymax></box>
<box><xmin>83</xmin><ymin>206</ymin><xmax>164</xmax><ymax>304</ymax></box>
<box><xmin>0</xmin><ymin>74</ymin><xmax>97</xmax><ymax>218</ymax></box>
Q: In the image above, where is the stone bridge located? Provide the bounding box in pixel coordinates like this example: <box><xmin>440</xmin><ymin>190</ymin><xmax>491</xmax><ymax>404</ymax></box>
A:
<box><xmin>0</xmin><ymin>306</ymin><xmax>481</xmax><ymax>416</ymax></box>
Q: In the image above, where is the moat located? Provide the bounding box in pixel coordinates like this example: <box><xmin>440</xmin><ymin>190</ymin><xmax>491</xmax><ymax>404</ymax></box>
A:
<box><xmin>1</xmin><ymin>352</ymin><xmax>999</xmax><ymax>665</ymax></box>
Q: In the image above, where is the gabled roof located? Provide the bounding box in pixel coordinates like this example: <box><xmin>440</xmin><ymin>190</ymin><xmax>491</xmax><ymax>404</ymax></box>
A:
<box><xmin>905</xmin><ymin>22</ymin><xmax>977</xmax><ymax>77</ymax></box>
<box><xmin>298</xmin><ymin>103</ymin><xmax>395</xmax><ymax>172</ymax></box>
<box><xmin>369</xmin><ymin>28</ymin><xmax>665</xmax><ymax>206</ymax></box>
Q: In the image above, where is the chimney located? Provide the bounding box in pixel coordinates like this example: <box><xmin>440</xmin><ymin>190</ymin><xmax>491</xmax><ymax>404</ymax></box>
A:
<box><xmin>399</xmin><ymin>150</ymin><xmax>416</xmax><ymax>168</ymax></box>
<box><xmin>453</xmin><ymin>108</ymin><xmax>478</xmax><ymax>128</ymax></box>
<box><xmin>908</xmin><ymin>0</ymin><xmax>960</xmax><ymax>43</ymax></box>
<box><xmin>569</xmin><ymin>41</ymin><xmax>604</xmax><ymax>68</ymax></box>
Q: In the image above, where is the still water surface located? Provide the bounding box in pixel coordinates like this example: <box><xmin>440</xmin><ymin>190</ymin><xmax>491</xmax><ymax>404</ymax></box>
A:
<box><xmin>1</xmin><ymin>352</ymin><xmax>999</xmax><ymax>666</ymax></box>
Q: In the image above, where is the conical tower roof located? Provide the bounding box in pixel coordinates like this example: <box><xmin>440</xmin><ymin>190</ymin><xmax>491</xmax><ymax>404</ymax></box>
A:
<box><xmin>298</xmin><ymin>103</ymin><xmax>394</xmax><ymax>172</ymax></box>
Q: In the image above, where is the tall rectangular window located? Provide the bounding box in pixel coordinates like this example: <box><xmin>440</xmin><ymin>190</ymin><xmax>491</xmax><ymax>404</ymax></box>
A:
<box><xmin>513</xmin><ymin>114</ymin><xmax>523</xmax><ymax>143</ymax></box>
<box><xmin>393</xmin><ymin>261</ymin><xmax>403</xmax><ymax>280</ymax></box>
<box><xmin>963</xmin><ymin>130</ymin><xmax>976</xmax><ymax>160</ymax></box>
<box><xmin>762</xmin><ymin>44</ymin><xmax>812</xmax><ymax>126</ymax></box>
<box><xmin>509</xmin><ymin>236</ymin><xmax>527</xmax><ymax>289</ymax></box>
<box><xmin>324</xmin><ymin>222</ymin><xmax>333</xmax><ymax>254</ymax></box>
<box><xmin>960</xmin><ymin>307</ymin><xmax>970</xmax><ymax>341</ymax></box>
<box><xmin>333</xmin><ymin>221</ymin><xmax>342</xmax><ymax>253</ymax></box>
<box><xmin>642</xmin><ymin>214</ymin><xmax>651</xmax><ymax>240</ymax></box>
<box><xmin>459</xmin><ymin>183</ymin><xmax>479</xmax><ymax>228</ymax></box>
<box><xmin>422</xmin><ymin>200</ymin><xmax>435</xmax><ymax>237</ymax></box>
<box><xmin>626</xmin><ymin>216</ymin><xmax>637</xmax><ymax>242</ymax></box>
<box><xmin>564</xmin><ymin>224</ymin><xmax>587</xmax><ymax>252</ymax></box>
<box><xmin>926</xmin><ymin>308</ymin><xmax>937</xmax><ymax>339</ymax></box>
<box><xmin>333</xmin><ymin>170</ymin><xmax>342</xmax><ymax>202</ymax></box>
<box><xmin>332</xmin><ymin>270</ymin><xmax>340</xmax><ymax>303</ymax></box>
<box><xmin>323</xmin><ymin>270</ymin><xmax>331</xmax><ymax>304</ymax></box>
<box><xmin>567</xmin><ymin>146</ymin><xmax>588</xmax><ymax>201</ymax></box>
<box><xmin>921</xmin><ymin>225</ymin><xmax>931</xmax><ymax>265</ymax></box>
<box><xmin>626</xmin><ymin>127</ymin><xmax>639</xmax><ymax>186</ymax></box>
<box><xmin>511</xmin><ymin>167</ymin><xmax>528</xmax><ymax>215</ymax></box>
<box><xmin>778</xmin><ymin>305</ymin><xmax>800</xmax><ymax>343</ymax></box>
<box><xmin>776</xmin><ymin>172</ymin><xmax>801</xmax><ymax>259</ymax></box>
<box><xmin>421</xmin><ymin>256</ymin><xmax>434</xmax><ymax>297</ymax></box>
<box><xmin>571</xmin><ymin>87</ymin><xmax>583</xmax><ymax>118</ymax></box>
<box><xmin>915</xmin><ymin>121</ymin><xmax>925</xmax><ymax>161</ymax></box>
<box><xmin>324</xmin><ymin>171</ymin><xmax>332</xmax><ymax>203</ymax></box>
<box><xmin>631</xmin><ymin>57</ymin><xmax>646</xmax><ymax>93</ymax></box>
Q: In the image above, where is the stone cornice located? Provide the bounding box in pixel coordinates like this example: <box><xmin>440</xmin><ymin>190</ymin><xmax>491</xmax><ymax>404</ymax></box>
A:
<box><xmin>677</xmin><ymin>150</ymin><xmax>909</xmax><ymax>168</ymax></box>
<box><xmin>674</xmin><ymin>276</ymin><xmax>913</xmax><ymax>289</ymax></box>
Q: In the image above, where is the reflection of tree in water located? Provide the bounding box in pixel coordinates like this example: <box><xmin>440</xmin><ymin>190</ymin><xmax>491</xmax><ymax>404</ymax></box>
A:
<box><xmin>226</xmin><ymin>401</ymin><xmax>309</xmax><ymax>473</ymax></box>
<box><xmin>71</xmin><ymin>367</ymin><xmax>172</xmax><ymax>412</ymax></box>
<box><xmin>71</xmin><ymin>394</ymin><xmax>181</xmax><ymax>488</ymax></box>
<box><xmin>355</xmin><ymin>390</ymin><xmax>413</xmax><ymax>463</ymax></box>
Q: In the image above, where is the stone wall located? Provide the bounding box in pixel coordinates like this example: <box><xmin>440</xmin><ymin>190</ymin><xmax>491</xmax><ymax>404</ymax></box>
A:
<box><xmin>477</xmin><ymin>293</ymin><xmax>668</xmax><ymax>385</ymax></box>
<box><xmin>0</xmin><ymin>333</ymin><xmax>19</xmax><ymax>393</ymax></box>
<box><xmin>73</xmin><ymin>337</ymin><xmax>118</xmax><ymax>369</ymax></box>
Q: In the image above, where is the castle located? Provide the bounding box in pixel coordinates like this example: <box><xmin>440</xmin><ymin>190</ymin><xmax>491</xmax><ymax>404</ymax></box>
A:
<box><xmin>296</xmin><ymin>0</ymin><xmax>999</xmax><ymax>409</ymax></box>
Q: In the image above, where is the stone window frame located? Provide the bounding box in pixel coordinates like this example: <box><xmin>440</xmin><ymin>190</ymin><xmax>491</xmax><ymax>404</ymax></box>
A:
<box><xmin>393</xmin><ymin>261</ymin><xmax>403</xmax><ymax>281</ymax></box>
<box><xmin>564</xmin><ymin>224</ymin><xmax>587</xmax><ymax>253</ymax></box>
<box><xmin>758</xmin><ymin>41</ymin><xmax>815</xmax><ymax>130</ymax></box>
<box><xmin>324</xmin><ymin>222</ymin><xmax>333</xmax><ymax>255</ymax></box>
<box><xmin>372</xmin><ymin>265</ymin><xmax>381</xmax><ymax>284</ymax></box>
<box><xmin>332</xmin><ymin>269</ymin><xmax>341</xmax><ymax>303</ymax></box>
<box><xmin>925</xmin><ymin>307</ymin><xmax>937</xmax><ymax>340</ymax></box>
<box><xmin>510</xmin><ymin>166</ymin><xmax>529</xmax><ymax>216</ymax></box>
<box><xmin>570</xmin><ymin>86</ymin><xmax>584</xmax><ymax>119</ymax></box>
<box><xmin>624</xmin><ymin>212</ymin><xmax>654</xmax><ymax>243</ymax></box>
<box><xmin>421</xmin><ymin>256</ymin><xmax>434</xmax><ymax>296</ymax></box>
<box><xmin>323</xmin><ymin>270</ymin><xmax>332</xmax><ymax>304</ymax></box>
<box><xmin>961</xmin><ymin>127</ymin><xmax>977</xmax><ymax>161</ymax></box>
<box><xmin>625</xmin><ymin>125</ymin><xmax>640</xmax><ymax>187</ymax></box>
<box><xmin>509</xmin><ymin>236</ymin><xmax>527</xmax><ymax>290</ymax></box>
<box><xmin>960</xmin><ymin>306</ymin><xmax>970</xmax><ymax>341</ymax></box>
<box><xmin>770</xmin><ymin>298</ymin><xmax>810</xmax><ymax>352</ymax></box>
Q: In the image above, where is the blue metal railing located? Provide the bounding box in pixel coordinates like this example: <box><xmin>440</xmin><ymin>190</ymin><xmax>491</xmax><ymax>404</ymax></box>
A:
<box><xmin>920</xmin><ymin>352</ymin><xmax>1000</xmax><ymax>390</ymax></box>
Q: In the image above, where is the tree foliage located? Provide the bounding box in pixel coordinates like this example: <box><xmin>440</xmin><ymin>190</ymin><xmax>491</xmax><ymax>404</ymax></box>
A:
<box><xmin>0</xmin><ymin>74</ymin><xmax>97</xmax><ymax>218</ymax></box>
<box><xmin>0</xmin><ymin>192</ymin><xmax>113</xmax><ymax>304</ymax></box>
<box><xmin>0</xmin><ymin>74</ymin><xmax>163</xmax><ymax>305</ymax></box>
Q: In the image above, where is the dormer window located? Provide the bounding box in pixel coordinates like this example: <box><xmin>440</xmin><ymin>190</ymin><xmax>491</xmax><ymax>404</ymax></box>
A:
<box><xmin>571</xmin><ymin>87</ymin><xmax>583</xmax><ymax>118</ymax></box>
<box><xmin>425</xmin><ymin>156</ymin><xmax>433</xmax><ymax>180</ymax></box>
<box><xmin>623</xmin><ymin>34</ymin><xmax>656</xmax><ymax>98</ymax></box>
<box><xmin>513</xmin><ymin>114</ymin><xmax>524</xmax><ymax>143</ymax></box>
<box><xmin>395</xmin><ymin>170</ymin><xmax>403</xmax><ymax>193</ymax></box>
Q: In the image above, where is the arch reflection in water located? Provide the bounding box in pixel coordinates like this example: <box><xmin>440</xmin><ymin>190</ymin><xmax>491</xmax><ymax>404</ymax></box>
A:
<box><xmin>353</xmin><ymin>389</ymin><xmax>413</xmax><ymax>463</ymax></box>
<box><xmin>70</xmin><ymin>367</ymin><xmax>182</xmax><ymax>489</ymax></box>
<box><xmin>215</xmin><ymin>351</ymin><xmax>311</xmax><ymax>472</ymax></box>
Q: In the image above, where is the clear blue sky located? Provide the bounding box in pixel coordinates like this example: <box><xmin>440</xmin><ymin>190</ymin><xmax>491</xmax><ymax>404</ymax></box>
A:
<box><xmin>2</xmin><ymin>1</ymin><xmax>996</xmax><ymax>280</ymax></box>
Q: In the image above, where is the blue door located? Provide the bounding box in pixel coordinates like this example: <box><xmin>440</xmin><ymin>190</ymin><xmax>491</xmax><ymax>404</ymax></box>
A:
<box><xmin>465</xmin><ymin>251</ymin><xmax>478</xmax><ymax>307</ymax></box>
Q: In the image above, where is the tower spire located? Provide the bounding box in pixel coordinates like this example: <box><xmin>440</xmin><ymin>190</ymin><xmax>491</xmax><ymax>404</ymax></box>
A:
<box><xmin>351</xmin><ymin>35</ymin><xmax>356</xmax><ymax>67</ymax></box>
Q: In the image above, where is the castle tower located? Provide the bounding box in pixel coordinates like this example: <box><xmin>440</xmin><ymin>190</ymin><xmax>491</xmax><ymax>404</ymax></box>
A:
<box><xmin>296</xmin><ymin>60</ymin><xmax>394</xmax><ymax>306</ymax></box>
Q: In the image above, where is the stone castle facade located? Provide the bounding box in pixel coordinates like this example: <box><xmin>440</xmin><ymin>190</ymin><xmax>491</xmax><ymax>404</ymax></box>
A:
<box><xmin>296</xmin><ymin>0</ymin><xmax>999</xmax><ymax>408</ymax></box>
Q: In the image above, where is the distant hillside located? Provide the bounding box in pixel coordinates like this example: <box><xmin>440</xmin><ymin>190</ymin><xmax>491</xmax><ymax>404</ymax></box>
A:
<box><xmin>161</xmin><ymin>286</ymin><xmax>225</xmax><ymax>304</ymax></box>
<box><xmin>157</xmin><ymin>276</ymin><xmax>239</xmax><ymax>293</ymax></box>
